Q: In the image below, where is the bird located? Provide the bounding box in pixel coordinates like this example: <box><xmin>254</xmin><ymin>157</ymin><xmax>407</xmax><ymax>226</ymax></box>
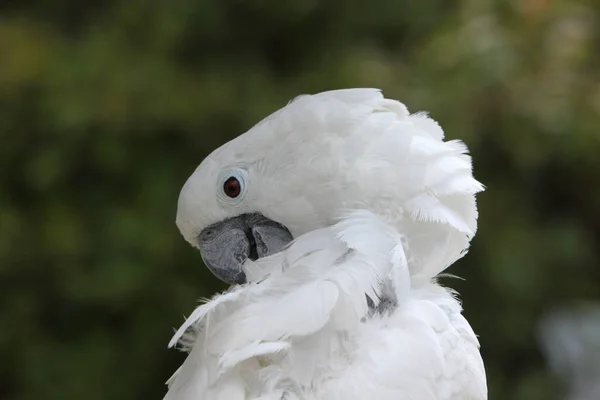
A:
<box><xmin>165</xmin><ymin>88</ymin><xmax>487</xmax><ymax>400</ymax></box>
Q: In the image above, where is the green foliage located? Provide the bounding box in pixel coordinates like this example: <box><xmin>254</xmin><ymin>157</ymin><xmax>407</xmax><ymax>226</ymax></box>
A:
<box><xmin>1</xmin><ymin>1</ymin><xmax>599</xmax><ymax>399</ymax></box>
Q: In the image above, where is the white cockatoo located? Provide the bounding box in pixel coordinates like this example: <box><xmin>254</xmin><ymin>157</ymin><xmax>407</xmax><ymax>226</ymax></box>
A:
<box><xmin>166</xmin><ymin>89</ymin><xmax>487</xmax><ymax>400</ymax></box>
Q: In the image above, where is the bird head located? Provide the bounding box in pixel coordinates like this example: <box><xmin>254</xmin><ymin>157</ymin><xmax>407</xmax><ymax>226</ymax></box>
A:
<box><xmin>176</xmin><ymin>89</ymin><xmax>483</xmax><ymax>285</ymax></box>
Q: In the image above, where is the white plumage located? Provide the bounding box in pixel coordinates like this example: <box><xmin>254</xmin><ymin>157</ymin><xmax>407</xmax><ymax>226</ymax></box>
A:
<box><xmin>167</xmin><ymin>89</ymin><xmax>487</xmax><ymax>399</ymax></box>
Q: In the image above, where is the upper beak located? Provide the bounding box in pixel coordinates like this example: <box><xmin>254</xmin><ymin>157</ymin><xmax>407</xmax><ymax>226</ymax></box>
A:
<box><xmin>197</xmin><ymin>213</ymin><xmax>293</xmax><ymax>285</ymax></box>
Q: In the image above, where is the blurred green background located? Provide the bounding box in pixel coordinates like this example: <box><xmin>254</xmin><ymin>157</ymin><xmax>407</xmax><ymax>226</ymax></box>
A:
<box><xmin>1</xmin><ymin>0</ymin><xmax>599</xmax><ymax>399</ymax></box>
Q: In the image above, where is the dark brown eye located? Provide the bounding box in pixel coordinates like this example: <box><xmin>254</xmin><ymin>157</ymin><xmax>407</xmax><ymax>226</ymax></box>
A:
<box><xmin>223</xmin><ymin>176</ymin><xmax>241</xmax><ymax>198</ymax></box>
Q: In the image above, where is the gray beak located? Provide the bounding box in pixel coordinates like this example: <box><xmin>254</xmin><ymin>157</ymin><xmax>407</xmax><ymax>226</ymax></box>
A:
<box><xmin>197</xmin><ymin>213</ymin><xmax>293</xmax><ymax>285</ymax></box>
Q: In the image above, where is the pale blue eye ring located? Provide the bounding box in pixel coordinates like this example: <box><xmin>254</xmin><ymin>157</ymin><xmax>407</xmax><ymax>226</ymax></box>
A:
<box><xmin>217</xmin><ymin>169</ymin><xmax>248</xmax><ymax>205</ymax></box>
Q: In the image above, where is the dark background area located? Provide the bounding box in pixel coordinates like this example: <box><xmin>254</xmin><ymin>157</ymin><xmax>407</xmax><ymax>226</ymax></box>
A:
<box><xmin>1</xmin><ymin>1</ymin><xmax>599</xmax><ymax>399</ymax></box>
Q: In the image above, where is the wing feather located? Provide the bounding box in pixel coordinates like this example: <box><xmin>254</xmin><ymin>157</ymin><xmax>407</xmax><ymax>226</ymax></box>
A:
<box><xmin>165</xmin><ymin>212</ymin><xmax>486</xmax><ymax>400</ymax></box>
